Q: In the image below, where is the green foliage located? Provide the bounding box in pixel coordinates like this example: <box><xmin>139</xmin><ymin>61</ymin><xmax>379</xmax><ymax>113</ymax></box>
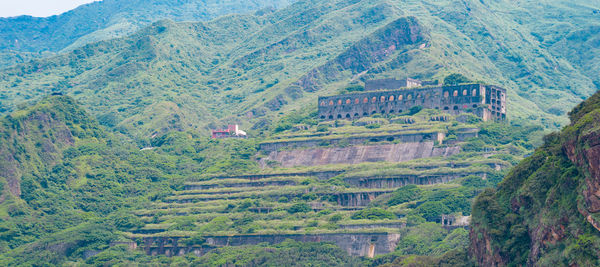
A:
<box><xmin>443</xmin><ymin>74</ymin><xmax>471</xmax><ymax>85</ymax></box>
<box><xmin>316</xmin><ymin>124</ymin><xmax>329</xmax><ymax>132</ymax></box>
<box><xmin>471</xmin><ymin>90</ymin><xmax>600</xmax><ymax>265</ymax></box>
<box><xmin>193</xmin><ymin>240</ymin><xmax>361</xmax><ymax>266</ymax></box>
<box><xmin>407</xmin><ymin>106</ymin><xmax>423</xmax><ymax>116</ymax></box>
<box><xmin>415</xmin><ymin>201</ymin><xmax>450</xmax><ymax>222</ymax></box>
<box><xmin>395</xmin><ymin>223</ymin><xmax>455</xmax><ymax>256</ymax></box>
<box><xmin>287</xmin><ymin>203</ymin><xmax>312</xmax><ymax>214</ymax></box>
<box><xmin>0</xmin><ymin>0</ymin><xmax>293</xmax><ymax>56</ymax></box>
<box><xmin>351</xmin><ymin>208</ymin><xmax>395</xmax><ymax>220</ymax></box>
<box><xmin>388</xmin><ymin>185</ymin><xmax>422</xmax><ymax>206</ymax></box>
<box><xmin>365</xmin><ymin>123</ymin><xmax>381</xmax><ymax>129</ymax></box>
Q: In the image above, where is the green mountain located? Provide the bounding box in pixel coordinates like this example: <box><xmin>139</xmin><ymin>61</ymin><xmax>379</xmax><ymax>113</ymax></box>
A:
<box><xmin>470</xmin><ymin>89</ymin><xmax>600</xmax><ymax>266</ymax></box>
<box><xmin>0</xmin><ymin>0</ymin><xmax>294</xmax><ymax>68</ymax></box>
<box><xmin>0</xmin><ymin>0</ymin><xmax>598</xmax><ymax>145</ymax></box>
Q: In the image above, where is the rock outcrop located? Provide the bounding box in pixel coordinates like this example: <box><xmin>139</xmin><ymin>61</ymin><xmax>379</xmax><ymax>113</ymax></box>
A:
<box><xmin>469</xmin><ymin>91</ymin><xmax>600</xmax><ymax>266</ymax></box>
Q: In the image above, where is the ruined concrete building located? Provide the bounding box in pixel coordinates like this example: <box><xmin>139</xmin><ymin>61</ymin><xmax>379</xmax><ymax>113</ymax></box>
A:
<box><xmin>318</xmin><ymin>79</ymin><xmax>506</xmax><ymax>121</ymax></box>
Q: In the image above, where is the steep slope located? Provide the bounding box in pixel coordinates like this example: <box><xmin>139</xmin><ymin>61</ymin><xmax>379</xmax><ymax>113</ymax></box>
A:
<box><xmin>0</xmin><ymin>0</ymin><xmax>598</xmax><ymax>143</ymax></box>
<box><xmin>469</xmin><ymin>90</ymin><xmax>600</xmax><ymax>266</ymax></box>
<box><xmin>0</xmin><ymin>0</ymin><xmax>293</xmax><ymax>59</ymax></box>
<box><xmin>0</xmin><ymin>95</ymin><xmax>195</xmax><ymax>259</ymax></box>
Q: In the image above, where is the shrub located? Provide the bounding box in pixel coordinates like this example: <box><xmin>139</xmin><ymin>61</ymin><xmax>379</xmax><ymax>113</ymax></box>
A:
<box><xmin>351</xmin><ymin>208</ymin><xmax>395</xmax><ymax>220</ymax></box>
<box><xmin>287</xmin><ymin>203</ymin><xmax>312</xmax><ymax>214</ymax></box>
<box><xmin>406</xmin><ymin>215</ymin><xmax>426</xmax><ymax>226</ymax></box>
<box><xmin>415</xmin><ymin>201</ymin><xmax>451</xmax><ymax>221</ymax></box>
<box><xmin>444</xmin><ymin>73</ymin><xmax>471</xmax><ymax>85</ymax></box>
<box><xmin>365</xmin><ymin>123</ymin><xmax>381</xmax><ymax>129</ymax></box>
<box><xmin>316</xmin><ymin>124</ymin><xmax>329</xmax><ymax>132</ymax></box>
<box><xmin>408</xmin><ymin>106</ymin><xmax>423</xmax><ymax>115</ymax></box>
<box><xmin>388</xmin><ymin>185</ymin><xmax>422</xmax><ymax>206</ymax></box>
<box><xmin>329</xmin><ymin>214</ymin><xmax>344</xmax><ymax>222</ymax></box>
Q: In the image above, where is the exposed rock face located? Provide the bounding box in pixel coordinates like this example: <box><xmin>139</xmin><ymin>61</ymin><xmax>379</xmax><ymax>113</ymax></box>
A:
<box><xmin>469</xmin><ymin>91</ymin><xmax>600</xmax><ymax>266</ymax></box>
<box><xmin>263</xmin><ymin>142</ymin><xmax>460</xmax><ymax>167</ymax></box>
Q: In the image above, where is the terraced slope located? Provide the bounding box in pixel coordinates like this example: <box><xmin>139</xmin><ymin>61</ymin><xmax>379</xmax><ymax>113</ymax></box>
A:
<box><xmin>123</xmin><ymin>108</ymin><xmax>524</xmax><ymax>258</ymax></box>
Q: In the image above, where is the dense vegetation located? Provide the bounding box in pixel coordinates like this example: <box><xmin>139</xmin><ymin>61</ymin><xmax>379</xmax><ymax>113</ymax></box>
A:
<box><xmin>0</xmin><ymin>0</ymin><xmax>293</xmax><ymax>64</ymax></box>
<box><xmin>0</xmin><ymin>95</ymin><xmax>537</xmax><ymax>265</ymax></box>
<box><xmin>1</xmin><ymin>0</ymin><xmax>598</xmax><ymax>265</ymax></box>
<box><xmin>470</xmin><ymin>90</ymin><xmax>600</xmax><ymax>265</ymax></box>
<box><xmin>0</xmin><ymin>0</ymin><xmax>598</xmax><ymax>144</ymax></box>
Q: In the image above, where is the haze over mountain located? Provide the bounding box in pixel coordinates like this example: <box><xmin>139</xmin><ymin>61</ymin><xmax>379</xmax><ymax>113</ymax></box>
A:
<box><xmin>0</xmin><ymin>0</ymin><xmax>598</xmax><ymax>143</ymax></box>
<box><xmin>0</xmin><ymin>0</ymin><xmax>294</xmax><ymax>67</ymax></box>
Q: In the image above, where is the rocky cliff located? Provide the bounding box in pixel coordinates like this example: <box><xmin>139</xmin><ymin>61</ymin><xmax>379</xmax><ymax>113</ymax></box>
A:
<box><xmin>0</xmin><ymin>96</ymin><xmax>102</xmax><ymax>202</ymax></box>
<box><xmin>469</xmin><ymin>91</ymin><xmax>600</xmax><ymax>266</ymax></box>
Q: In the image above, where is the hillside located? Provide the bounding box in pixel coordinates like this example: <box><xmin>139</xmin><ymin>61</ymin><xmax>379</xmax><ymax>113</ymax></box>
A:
<box><xmin>0</xmin><ymin>0</ymin><xmax>294</xmax><ymax>67</ymax></box>
<box><xmin>0</xmin><ymin>0</ymin><xmax>598</xmax><ymax>145</ymax></box>
<box><xmin>469</xmin><ymin>90</ymin><xmax>600</xmax><ymax>266</ymax></box>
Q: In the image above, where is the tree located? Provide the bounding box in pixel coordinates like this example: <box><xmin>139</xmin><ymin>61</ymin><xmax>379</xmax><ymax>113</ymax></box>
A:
<box><xmin>443</xmin><ymin>74</ymin><xmax>471</xmax><ymax>85</ymax></box>
<box><xmin>415</xmin><ymin>201</ymin><xmax>450</xmax><ymax>221</ymax></box>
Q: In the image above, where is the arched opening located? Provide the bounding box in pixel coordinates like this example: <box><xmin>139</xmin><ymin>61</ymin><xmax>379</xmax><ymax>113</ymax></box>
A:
<box><xmin>444</xmin><ymin>106</ymin><xmax>449</xmax><ymax>110</ymax></box>
<box><xmin>444</xmin><ymin>91</ymin><xmax>449</xmax><ymax>98</ymax></box>
<box><xmin>399</xmin><ymin>95</ymin><xmax>403</xmax><ymax>101</ymax></box>
<box><xmin>453</xmin><ymin>90</ymin><xmax>458</xmax><ymax>97</ymax></box>
<box><xmin>363</xmin><ymin>97</ymin><xmax>368</xmax><ymax>103</ymax></box>
<box><xmin>389</xmin><ymin>95</ymin><xmax>395</xmax><ymax>101</ymax></box>
<box><xmin>398</xmin><ymin>109</ymin><xmax>403</xmax><ymax>113</ymax></box>
<box><xmin>363</xmin><ymin>112</ymin><xmax>368</xmax><ymax>116</ymax></box>
<box><xmin>337</xmin><ymin>114</ymin><xmax>342</xmax><ymax>119</ymax></box>
<box><xmin>381</xmin><ymin>110</ymin><xmax>386</xmax><ymax>114</ymax></box>
<box><xmin>372</xmin><ymin>110</ymin><xmax>377</xmax><ymax>115</ymax></box>
<box><xmin>372</xmin><ymin>97</ymin><xmax>377</xmax><ymax>103</ymax></box>
<box><xmin>473</xmin><ymin>104</ymin><xmax>478</xmax><ymax>108</ymax></box>
<box><xmin>329</xmin><ymin>100</ymin><xmax>334</xmax><ymax>106</ymax></box>
<box><xmin>346</xmin><ymin>99</ymin><xmax>351</xmax><ymax>105</ymax></box>
<box><xmin>320</xmin><ymin>115</ymin><xmax>325</xmax><ymax>119</ymax></box>
<box><xmin>463</xmin><ymin>89</ymin><xmax>468</xmax><ymax>96</ymax></box>
<box><xmin>389</xmin><ymin>110</ymin><xmax>395</xmax><ymax>113</ymax></box>
<box><xmin>346</xmin><ymin>114</ymin><xmax>351</xmax><ymax>119</ymax></box>
<box><xmin>337</xmin><ymin>99</ymin><xmax>342</xmax><ymax>105</ymax></box>
<box><xmin>472</xmin><ymin>89</ymin><xmax>477</xmax><ymax>96</ymax></box>
<box><xmin>320</xmin><ymin>101</ymin><xmax>326</xmax><ymax>106</ymax></box>
<box><xmin>453</xmin><ymin>106</ymin><xmax>459</xmax><ymax>110</ymax></box>
<box><xmin>354</xmin><ymin>113</ymin><xmax>359</xmax><ymax>117</ymax></box>
<box><xmin>407</xmin><ymin>94</ymin><xmax>413</xmax><ymax>100</ymax></box>
<box><xmin>380</xmin><ymin>96</ymin><xmax>386</xmax><ymax>102</ymax></box>
<box><xmin>355</xmin><ymin>98</ymin><xmax>359</xmax><ymax>104</ymax></box>
<box><xmin>328</xmin><ymin>115</ymin><xmax>333</xmax><ymax>119</ymax></box>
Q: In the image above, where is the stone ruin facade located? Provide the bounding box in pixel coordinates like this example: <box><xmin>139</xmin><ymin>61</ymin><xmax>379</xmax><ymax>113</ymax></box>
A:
<box><xmin>318</xmin><ymin>82</ymin><xmax>507</xmax><ymax>121</ymax></box>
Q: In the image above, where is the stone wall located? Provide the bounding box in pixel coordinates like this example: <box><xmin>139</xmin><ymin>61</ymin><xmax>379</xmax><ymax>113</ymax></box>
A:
<box><xmin>259</xmin><ymin>132</ymin><xmax>441</xmax><ymax>153</ymax></box>
<box><xmin>261</xmin><ymin>142</ymin><xmax>460</xmax><ymax>167</ymax></box>
<box><xmin>142</xmin><ymin>232</ymin><xmax>401</xmax><ymax>258</ymax></box>
<box><xmin>342</xmin><ymin>172</ymin><xmax>487</xmax><ymax>188</ymax></box>
<box><xmin>318</xmin><ymin>84</ymin><xmax>506</xmax><ymax>121</ymax></box>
